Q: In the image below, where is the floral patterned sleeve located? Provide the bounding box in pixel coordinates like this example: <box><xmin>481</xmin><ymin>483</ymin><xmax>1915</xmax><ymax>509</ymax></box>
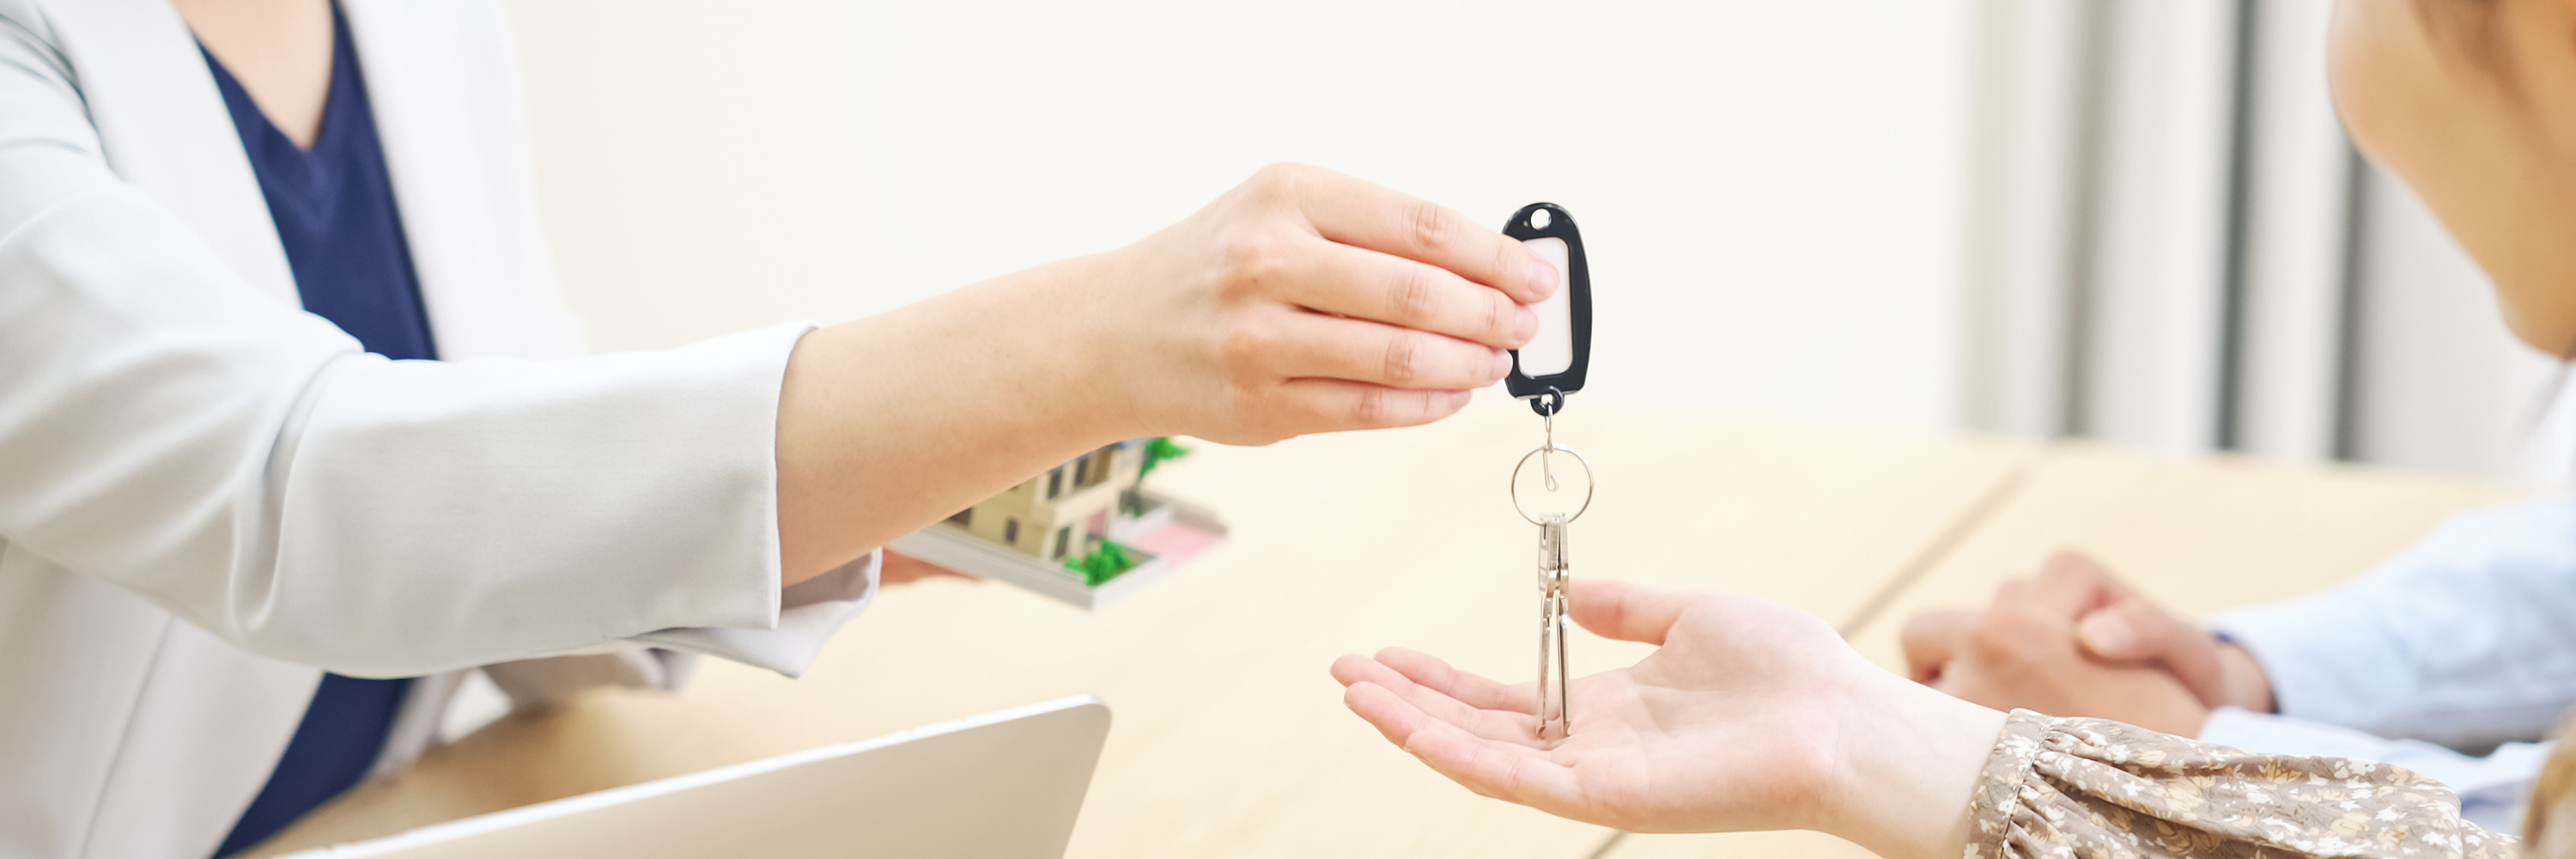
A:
<box><xmin>1965</xmin><ymin>710</ymin><xmax>2520</xmax><ymax>859</ymax></box>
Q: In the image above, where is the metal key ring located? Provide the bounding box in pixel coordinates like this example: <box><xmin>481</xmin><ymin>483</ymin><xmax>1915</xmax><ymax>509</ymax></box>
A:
<box><xmin>1510</xmin><ymin>444</ymin><xmax>1594</xmax><ymax>525</ymax></box>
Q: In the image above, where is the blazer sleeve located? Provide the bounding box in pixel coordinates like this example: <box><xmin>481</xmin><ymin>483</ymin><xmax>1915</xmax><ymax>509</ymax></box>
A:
<box><xmin>0</xmin><ymin>7</ymin><xmax>865</xmax><ymax>678</ymax></box>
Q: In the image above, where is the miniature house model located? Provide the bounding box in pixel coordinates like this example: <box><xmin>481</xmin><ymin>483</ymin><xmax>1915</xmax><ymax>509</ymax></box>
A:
<box><xmin>944</xmin><ymin>442</ymin><xmax>1140</xmax><ymax>564</ymax></box>
<box><xmin>893</xmin><ymin>438</ymin><xmax>1226</xmax><ymax>610</ymax></box>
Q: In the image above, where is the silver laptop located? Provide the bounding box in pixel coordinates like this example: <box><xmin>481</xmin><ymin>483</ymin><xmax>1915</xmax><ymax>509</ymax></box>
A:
<box><xmin>278</xmin><ymin>696</ymin><xmax>1113</xmax><ymax>859</ymax></box>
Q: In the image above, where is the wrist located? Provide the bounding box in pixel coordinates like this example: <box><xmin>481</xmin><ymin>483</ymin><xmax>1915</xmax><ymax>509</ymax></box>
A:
<box><xmin>1822</xmin><ymin>670</ymin><xmax>2009</xmax><ymax>859</ymax></box>
<box><xmin>2214</xmin><ymin>641</ymin><xmax>2276</xmax><ymax>714</ymax></box>
<box><xmin>1060</xmin><ymin>247</ymin><xmax>1161</xmax><ymax>442</ymax></box>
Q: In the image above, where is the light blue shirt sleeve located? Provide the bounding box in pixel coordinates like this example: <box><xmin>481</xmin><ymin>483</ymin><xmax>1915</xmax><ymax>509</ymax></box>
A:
<box><xmin>2207</xmin><ymin>498</ymin><xmax>2576</xmax><ymax>753</ymax></box>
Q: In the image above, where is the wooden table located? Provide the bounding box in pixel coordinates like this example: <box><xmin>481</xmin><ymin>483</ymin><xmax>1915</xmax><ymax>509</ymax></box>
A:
<box><xmin>249</xmin><ymin>411</ymin><xmax>2529</xmax><ymax>859</ymax></box>
<box><xmin>249</xmin><ymin>395</ymin><xmax>2032</xmax><ymax>858</ymax></box>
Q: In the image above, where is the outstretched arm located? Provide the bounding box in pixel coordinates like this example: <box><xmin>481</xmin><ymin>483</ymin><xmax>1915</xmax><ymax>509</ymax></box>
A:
<box><xmin>1334</xmin><ymin>580</ymin><xmax>2518</xmax><ymax>859</ymax></box>
<box><xmin>776</xmin><ymin>165</ymin><xmax>1555</xmax><ymax>582</ymax></box>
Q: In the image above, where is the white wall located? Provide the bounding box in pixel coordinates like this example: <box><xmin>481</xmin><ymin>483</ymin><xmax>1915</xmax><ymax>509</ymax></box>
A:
<box><xmin>500</xmin><ymin>0</ymin><xmax>1977</xmax><ymax>430</ymax></box>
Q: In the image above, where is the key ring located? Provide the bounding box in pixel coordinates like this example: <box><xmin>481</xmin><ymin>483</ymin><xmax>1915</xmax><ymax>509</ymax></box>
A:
<box><xmin>1510</xmin><ymin>443</ymin><xmax>1594</xmax><ymax>526</ymax></box>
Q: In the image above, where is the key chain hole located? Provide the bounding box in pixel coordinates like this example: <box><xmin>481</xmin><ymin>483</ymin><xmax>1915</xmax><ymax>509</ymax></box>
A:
<box><xmin>1529</xmin><ymin>208</ymin><xmax>1552</xmax><ymax>230</ymax></box>
<box><xmin>1540</xmin><ymin>405</ymin><xmax>1558</xmax><ymax>491</ymax></box>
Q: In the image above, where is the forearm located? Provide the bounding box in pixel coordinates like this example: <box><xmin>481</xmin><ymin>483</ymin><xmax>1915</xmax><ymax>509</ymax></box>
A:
<box><xmin>774</xmin><ymin>164</ymin><xmax>1555</xmax><ymax>584</ymax></box>
<box><xmin>775</xmin><ymin>254</ymin><xmax>1129</xmax><ymax>583</ymax></box>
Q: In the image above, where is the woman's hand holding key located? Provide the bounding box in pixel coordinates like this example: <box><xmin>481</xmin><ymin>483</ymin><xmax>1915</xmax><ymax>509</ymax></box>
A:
<box><xmin>775</xmin><ymin>164</ymin><xmax>1558</xmax><ymax>582</ymax></box>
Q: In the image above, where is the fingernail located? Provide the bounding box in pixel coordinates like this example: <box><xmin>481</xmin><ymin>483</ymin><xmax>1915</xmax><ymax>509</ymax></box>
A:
<box><xmin>2077</xmin><ymin>614</ymin><xmax>2135</xmax><ymax>656</ymax></box>
<box><xmin>1528</xmin><ymin>259</ymin><xmax>1559</xmax><ymax>299</ymax></box>
<box><xmin>1489</xmin><ymin>350</ymin><xmax>1513</xmax><ymax>381</ymax></box>
<box><xmin>1513</xmin><ymin>305</ymin><xmax>1539</xmax><ymax>345</ymax></box>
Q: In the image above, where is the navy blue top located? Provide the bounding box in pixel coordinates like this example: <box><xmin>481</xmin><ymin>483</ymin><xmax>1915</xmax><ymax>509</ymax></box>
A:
<box><xmin>201</xmin><ymin>5</ymin><xmax>429</xmax><ymax>856</ymax></box>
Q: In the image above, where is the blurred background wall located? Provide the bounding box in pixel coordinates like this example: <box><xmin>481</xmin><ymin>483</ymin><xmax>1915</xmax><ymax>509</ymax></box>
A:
<box><xmin>1958</xmin><ymin>0</ymin><xmax>2572</xmax><ymax>480</ymax></box>
<box><xmin>496</xmin><ymin>0</ymin><xmax>2571</xmax><ymax>482</ymax></box>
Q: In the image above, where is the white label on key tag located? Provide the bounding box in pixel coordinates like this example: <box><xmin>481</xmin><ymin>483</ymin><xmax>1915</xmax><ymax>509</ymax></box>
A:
<box><xmin>1518</xmin><ymin>237</ymin><xmax>1575</xmax><ymax>378</ymax></box>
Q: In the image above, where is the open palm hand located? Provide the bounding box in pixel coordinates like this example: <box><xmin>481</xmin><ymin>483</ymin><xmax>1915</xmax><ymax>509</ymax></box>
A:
<box><xmin>1331</xmin><ymin>579</ymin><xmax>2002</xmax><ymax>857</ymax></box>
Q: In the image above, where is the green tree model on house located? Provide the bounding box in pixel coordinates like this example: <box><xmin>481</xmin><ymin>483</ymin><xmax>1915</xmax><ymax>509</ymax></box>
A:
<box><xmin>1122</xmin><ymin>436</ymin><xmax>1191</xmax><ymax>516</ymax></box>
<box><xmin>1139</xmin><ymin>436</ymin><xmax>1189</xmax><ymax>480</ymax></box>
<box><xmin>1065</xmin><ymin>539</ymin><xmax>1139</xmax><ymax>587</ymax></box>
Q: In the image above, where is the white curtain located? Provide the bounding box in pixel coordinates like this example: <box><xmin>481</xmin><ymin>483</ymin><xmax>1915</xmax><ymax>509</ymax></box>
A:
<box><xmin>1954</xmin><ymin>0</ymin><xmax>2570</xmax><ymax>482</ymax></box>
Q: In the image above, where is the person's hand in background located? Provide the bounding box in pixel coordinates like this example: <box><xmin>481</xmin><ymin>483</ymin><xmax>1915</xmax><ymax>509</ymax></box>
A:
<box><xmin>2050</xmin><ymin>551</ymin><xmax>2276</xmax><ymax>715</ymax></box>
<box><xmin>1332</xmin><ymin>580</ymin><xmax>2006</xmax><ymax>859</ymax></box>
<box><xmin>1899</xmin><ymin>551</ymin><xmax>2271</xmax><ymax>736</ymax></box>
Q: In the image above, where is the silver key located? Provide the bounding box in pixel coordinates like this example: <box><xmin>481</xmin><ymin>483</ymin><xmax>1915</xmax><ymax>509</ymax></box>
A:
<box><xmin>1513</xmin><ymin>429</ymin><xmax>1591</xmax><ymax>742</ymax></box>
<box><xmin>1535</xmin><ymin>513</ymin><xmax>1571</xmax><ymax>740</ymax></box>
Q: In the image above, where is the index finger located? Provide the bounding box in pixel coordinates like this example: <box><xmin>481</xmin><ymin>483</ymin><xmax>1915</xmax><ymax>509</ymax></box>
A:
<box><xmin>1371</xmin><ymin>647</ymin><xmax>1535</xmax><ymax>716</ymax></box>
<box><xmin>1335</xmin><ymin>652</ymin><xmax>1542</xmax><ymax>742</ymax></box>
<box><xmin>1270</xmin><ymin>164</ymin><xmax>1558</xmax><ymax>304</ymax></box>
<box><xmin>2029</xmin><ymin>551</ymin><xmax>2131</xmax><ymax>618</ymax></box>
<box><xmin>1899</xmin><ymin>610</ymin><xmax>1977</xmax><ymax>684</ymax></box>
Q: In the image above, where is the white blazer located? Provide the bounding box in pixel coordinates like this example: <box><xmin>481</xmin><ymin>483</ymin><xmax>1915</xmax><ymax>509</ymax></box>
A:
<box><xmin>0</xmin><ymin>2</ymin><xmax>880</xmax><ymax>856</ymax></box>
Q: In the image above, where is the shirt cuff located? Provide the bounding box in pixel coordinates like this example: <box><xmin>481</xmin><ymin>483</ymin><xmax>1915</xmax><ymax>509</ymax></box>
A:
<box><xmin>2207</xmin><ymin>596</ymin><xmax>2412</xmax><ymax>731</ymax></box>
<box><xmin>627</xmin><ymin>549</ymin><xmax>880</xmax><ymax>678</ymax></box>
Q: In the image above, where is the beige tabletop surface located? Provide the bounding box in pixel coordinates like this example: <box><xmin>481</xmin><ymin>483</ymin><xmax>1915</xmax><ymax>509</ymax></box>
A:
<box><xmin>1602</xmin><ymin>442</ymin><xmax>2535</xmax><ymax>859</ymax></box>
<box><xmin>1838</xmin><ymin>442</ymin><xmax>2534</xmax><ymax>672</ymax></box>
<box><xmin>247</xmin><ymin>395</ymin><xmax>2035</xmax><ymax>859</ymax></box>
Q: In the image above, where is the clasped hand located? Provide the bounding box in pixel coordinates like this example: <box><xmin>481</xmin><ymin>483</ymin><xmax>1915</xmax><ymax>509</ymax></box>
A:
<box><xmin>1899</xmin><ymin>551</ymin><xmax>2275</xmax><ymax>737</ymax></box>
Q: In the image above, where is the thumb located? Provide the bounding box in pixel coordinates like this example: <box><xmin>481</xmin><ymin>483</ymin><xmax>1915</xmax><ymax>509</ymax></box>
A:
<box><xmin>2077</xmin><ymin>600</ymin><xmax>2227</xmax><ymax>707</ymax></box>
<box><xmin>1566</xmin><ymin>579</ymin><xmax>1694</xmax><ymax>646</ymax></box>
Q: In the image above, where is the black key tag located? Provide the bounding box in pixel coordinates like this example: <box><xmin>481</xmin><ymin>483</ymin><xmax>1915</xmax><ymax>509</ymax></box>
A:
<box><xmin>1503</xmin><ymin>203</ymin><xmax>1591</xmax><ymax>417</ymax></box>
